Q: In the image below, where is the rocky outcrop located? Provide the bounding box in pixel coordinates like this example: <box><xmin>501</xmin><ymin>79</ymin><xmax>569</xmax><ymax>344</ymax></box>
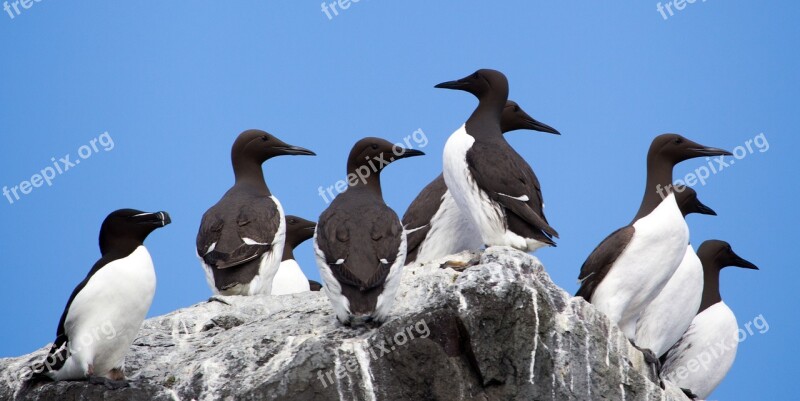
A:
<box><xmin>0</xmin><ymin>247</ymin><xmax>688</xmax><ymax>400</ymax></box>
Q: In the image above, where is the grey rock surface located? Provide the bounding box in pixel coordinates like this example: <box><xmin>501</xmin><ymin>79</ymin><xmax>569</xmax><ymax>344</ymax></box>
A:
<box><xmin>0</xmin><ymin>247</ymin><xmax>689</xmax><ymax>400</ymax></box>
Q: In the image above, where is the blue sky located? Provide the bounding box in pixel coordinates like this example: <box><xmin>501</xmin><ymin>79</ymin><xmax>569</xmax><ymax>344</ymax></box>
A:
<box><xmin>0</xmin><ymin>2</ymin><xmax>796</xmax><ymax>399</ymax></box>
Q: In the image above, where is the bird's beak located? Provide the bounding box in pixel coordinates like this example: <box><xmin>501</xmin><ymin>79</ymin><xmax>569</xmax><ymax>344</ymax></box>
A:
<box><xmin>694</xmin><ymin>199</ymin><xmax>717</xmax><ymax>216</ymax></box>
<box><xmin>524</xmin><ymin>117</ymin><xmax>561</xmax><ymax>135</ymax></box>
<box><xmin>393</xmin><ymin>148</ymin><xmax>425</xmax><ymax>160</ymax></box>
<box><xmin>434</xmin><ymin>76</ymin><xmax>469</xmax><ymax>90</ymax></box>
<box><xmin>276</xmin><ymin>145</ymin><xmax>316</xmax><ymax>156</ymax></box>
<box><xmin>730</xmin><ymin>251</ymin><xmax>759</xmax><ymax>270</ymax></box>
<box><xmin>685</xmin><ymin>138</ymin><xmax>733</xmax><ymax>157</ymax></box>
<box><xmin>133</xmin><ymin>211</ymin><xmax>172</xmax><ymax>227</ymax></box>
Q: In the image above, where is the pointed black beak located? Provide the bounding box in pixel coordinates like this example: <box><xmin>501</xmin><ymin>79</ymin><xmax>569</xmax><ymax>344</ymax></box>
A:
<box><xmin>730</xmin><ymin>252</ymin><xmax>759</xmax><ymax>270</ymax></box>
<box><xmin>134</xmin><ymin>211</ymin><xmax>171</xmax><ymax>227</ymax></box>
<box><xmin>393</xmin><ymin>148</ymin><xmax>425</xmax><ymax>160</ymax></box>
<box><xmin>525</xmin><ymin>117</ymin><xmax>561</xmax><ymax>135</ymax></box>
<box><xmin>688</xmin><ymin>143</ymin><xmax>733</xmax><ymax>157</ymax></box>
<box><xmin>434</xmin><ymin>79</ymin><xmax>468</xmax><ymax>90</ymax></box>
<box><xmin>694</xmin><ymin>199</ymin><xmax>717</xmax><ymax>216</ymax></box>
<box><xmin>276</xmin><ymin>145</ymin><xmax>316</xmax><ymax>156</ymax></box>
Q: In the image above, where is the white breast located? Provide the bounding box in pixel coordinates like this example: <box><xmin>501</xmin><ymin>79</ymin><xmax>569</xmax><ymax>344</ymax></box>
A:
<box><xmin>52</xmin><ymin>246</ymin><xmax>156</xmax><ymax>380</ymax></box>
<box><xmin>271</xmin><ymin>259</ymin><xmax>311</xmax><ymax>295</ymax></box>
<box><xmin>414</xmin><ymin>190</ymin><xmax>483</xmax><ymax>263</ymax></box>
<box><xmin>590</xmin><ymin>192</ymin><xmax>689</xmax><ymax>340</ymax></box>
<box><xmin>635</xmin><ymin>244</ymin><xmax>703</xmax><ymax>356</ymax></box>
<box><xmin>661</xmin><ymin>302</ymin><xmax>739</xmax><ymax>399</ymax></box>
<box><xmin>442</xmin><ymin>126</ymin><xmax>509</xmax><ymax>247</ymax></box>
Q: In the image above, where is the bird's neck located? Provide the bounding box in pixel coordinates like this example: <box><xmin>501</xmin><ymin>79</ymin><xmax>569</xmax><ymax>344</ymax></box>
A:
<box><xmin>633</xmin><ymin>157</ymin><xmax>674</xmax><ymax>222</ymax></box>
<box><xmin>699</xmin><ymin>265</ymin><xmax>723</xmax><ymax>313</ymax></box>
<box><xmin>281</xmin><ymin>245</ymin><xmax>295</xmax><ymax>262</ymax></box>
<box><xmin>465</xmin><ymin>93</ymin><xmax>505</xmax><ymax>140</ymax></box>
<box><xmin>345</xmin><ymin>165</ymin><xmax>383</xmax><ymax>198</ymax></box>
<box><xmin>232</xmin><ymin>158</ymin><xmax>270</xmax><ymax>195</ymax></box>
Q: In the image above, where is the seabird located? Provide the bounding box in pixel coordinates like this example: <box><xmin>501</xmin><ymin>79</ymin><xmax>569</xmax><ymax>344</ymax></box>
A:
<box><xmin>25</xmin><ymin>209</ymin><xmax>170</xmax><ymax>389</ymax></box>
<box><xmin>403</xmin><ymin>100</ymin><xmax>559</xmax><ymax>264</ymax></box>
<box><xmin>314</xmin><ymin>137</ymin><xmax>424</xmax><ymax>325</ymax></box>
<box><xmin>661</xmin><ymin>240</ymin><xmax>758</xmax><ymax>399</ymax></box>
<box><xmin>634</xmin><ymin>186</ymin><xmax>716</xmax><ymax>361</ymax></box>
<box><xmin>196</xmin><ymin>129</ymin><xmax>315</xmax><ymax>296</ymax></box>
<box><xmin>435</xmin><ymin>69</ymin><xmax>559</xmax><ymax>252</ymax></box>
<box><xmin>272</xmin><ymin>215</ymin><xmax>315</xmax><ymax>295</ymax></box>
<box><xmin>575</xmin><ymin>134</ymin><xmax>731</xmax><ymax>345</ymax></box>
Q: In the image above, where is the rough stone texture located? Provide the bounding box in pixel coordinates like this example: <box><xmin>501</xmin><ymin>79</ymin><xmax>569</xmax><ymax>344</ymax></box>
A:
<box><xmin>0</xmin><ymin>247</ymin><xmax>689</xmax><ymax>401</ymax></box>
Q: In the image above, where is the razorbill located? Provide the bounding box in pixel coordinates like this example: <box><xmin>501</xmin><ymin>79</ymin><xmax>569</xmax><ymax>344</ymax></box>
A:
<box><xmin>634</xmin><ymin>186</ymin><xmax>716</xmax><ymax>360</ymax></box>
<box><xmin>575</xmin><ymin>134</ymin><xmax>731</xmax><ymax>343</ymax></box>
<box><xmin>272</xmin><ymin>215</ymin><xmax>315</xmax><ymax>295</ymax></box>
<box><xmin>403</xmin><ymin>100</ymin><xmax>560</xmax><ymax>264</ymax></box>
<box><xmin>436</xmin><ymin>69</ymin><xmax>559</xmax><ymax>252</ymax></box>
<box><xmin>25</xmin><ymin>209</ymin><xmax>170</xmax><ymax>388</ymax></box>
<box><xmin>196</xmin><ymin>129</ymin><xmax>315</xmax><ymax>296</ymax></box>
<box><xmin>314</xmin><ymin>137</ymin><xmax>424</xmax><ymax>325</ymax></box>
<box><xmin>661</xmin><ymin>240</ymin><xmax>758</xmax><ymax>399</ymax></box>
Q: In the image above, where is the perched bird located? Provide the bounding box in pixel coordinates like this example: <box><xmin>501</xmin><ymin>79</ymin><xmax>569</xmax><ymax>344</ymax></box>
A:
<box><xmin>272</xmin><ymin>215</ymin><xmax>316</xmax><ymax>295</ymax></box>
<box><xmin>403</xmin><ymin>100</ymin><xmax>560</xmax><ymax>264</ymax></box>
<box><xmin>661</xmin><ymin>240</ymin><xmax>758</xmax><ymax>399</ymax></box>
<box><xmin>197</xmin><ymin>129</ymin><xmax>315</xmax><ymax>296</ymax></box>
<box><xmin>25</xmin><ymin>209</ymin><xmax>170</xmax><ymax>389</ymax></box>
<box><xmin>314</xmin><ymin>137</ymin><xmax>424</xmax><ymax>325</ymax></box>
<box><xmin>436</xmin><ymin>69</ymin><xmax>558</xmax><ymax>252</ymax></box>
<box><xmin>634</xmin><ymin>186</ymin><xmax>716</xmax><ymax>361</ymax></box>
<box><xmin>575</xmin><ymin>134</ymin><xmax>731</xmax><ymax>345</ymax></box>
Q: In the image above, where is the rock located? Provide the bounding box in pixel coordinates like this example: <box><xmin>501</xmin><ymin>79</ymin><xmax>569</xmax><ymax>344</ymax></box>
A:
<box><xmin>0</xmin><ymin>247</ymin><xmax>689</xmax><ymax>400</ymax></box>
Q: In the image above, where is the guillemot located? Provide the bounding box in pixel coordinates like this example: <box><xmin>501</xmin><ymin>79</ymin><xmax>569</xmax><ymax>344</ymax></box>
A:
<box><xmin>314</xmin><ymin>137</ymin><xmax>424</xmax><ymax>325</ymax></box>
<box><xmin>661</xmin><ymin>240</ymin><xmax>758</xmax><ymax>399</ymax></box>
<box><xmin>272</xmin><ymin>215</ymin><xmax>315</xmax><ymax>295</ymax></box>
<box><xmin>575</xmin><ymin>134</ymin><xmax>731</xmax><ymax>345</ymax></box>
<box><xmin>196</xmin><ymin>129</ymin><xmax>315</xmax><ymax>296</ymax></box>
<box><xmin>403</xmin><ymin>100</ymin><xmax>559</xmax><ymax>264</ymax></box>
<box><xmin>436</xmin><ymin>69</ymin><xmax>558</xmax><ymax>252</ymax></box>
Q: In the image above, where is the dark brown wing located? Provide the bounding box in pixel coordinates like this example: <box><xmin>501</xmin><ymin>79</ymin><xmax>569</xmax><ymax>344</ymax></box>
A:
<box><xmin>197</xmin><ymin>197</ymin><xmax>279</xmax><ymax>269</ymax></box>
<box><xmin>317</xmin><ymin>200</ymin><xmax>402</xmax><ymax>290</ymax></box>
<box><xmin>402</xmin><ymin>174</ymin><xmax>448</xmax><ymax>263</ymax></box>
<box><xmin>466</xmin><ymin>141</ymin><xmax>558</xmax><ymax>241</ymax></box>
<box><xmin>575</xmin><ymin>226</ymin><xmax>635</xmax><ymax>301</ymax></box>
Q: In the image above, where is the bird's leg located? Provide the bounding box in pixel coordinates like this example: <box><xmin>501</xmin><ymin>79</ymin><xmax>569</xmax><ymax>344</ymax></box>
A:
<box><xmin>439</xmin><ymin>255</ymin><xmax>482</xmax><ymax>272</ymax></box>
<box><xmin>631</xmin><ymin>342</ymin><xmax>662</xmax><ymax>377</ymax></box>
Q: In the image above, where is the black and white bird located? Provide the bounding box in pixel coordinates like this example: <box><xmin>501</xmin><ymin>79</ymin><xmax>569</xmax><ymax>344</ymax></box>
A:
<box><xmin>272</xmin><ymin>215</ymin><xmax>316</xmax><ymax>295</ymax></box>
<box><xmin>575</xmin><ymin>134</ymin><xmax>731</xmax><ymax>344</ymax></box>
<box><xmin>634</xmin><ymin>186</ymin><xmax>717</xmax><ymax>359</ymax></box>
<box><xmin>314</xmin><ymin>137</ymin><xmax>424</xmax><ymax>325</ymax></box>
<box><xmin>25</xmin><ymin>209</ymin><xmax>170</xmax><ymax>388</ymax></box>
<box><xmin>436</xmin><ymin>69</ymin><xmax>558</xmax><ymax>252</ymax></box>
<box><xmin>403</xmin><ymin>100</ymin><xmax>559</xmax><ymax>264</ymax></box>
<box><xmin>196</xmin><ymin>129</ymin><xmax>315</xmax><ymax>296</ymax></box>
<box><xmin>661</xmin><ymin>240</ymin><xmax>758</xmax><ymax>399</ymax></box>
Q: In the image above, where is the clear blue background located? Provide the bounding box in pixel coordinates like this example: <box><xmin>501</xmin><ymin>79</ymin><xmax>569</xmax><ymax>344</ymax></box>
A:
<box><xmin>1</xmin><ymin>2</ymin><xmax>796</xmax><ymax>399</ymax></box>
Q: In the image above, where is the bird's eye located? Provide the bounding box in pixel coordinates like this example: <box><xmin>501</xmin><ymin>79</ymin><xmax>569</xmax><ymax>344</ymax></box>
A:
<box><xmin>674</xmin><ymin>137</ymin><xmax>684</xmax><ymax>144</ymax></box>
<box><xmin>262</xmin><ymin>136</ymin><xmax>269</xmax><ymax>142</ymax></box>
<box><xmin>514</xmin><ymin>106</ymin><xmax>520</xmax><ymax>112</ymax></box>
<box><xmin>289</xmin><ymin>219</ymin><xmax>296</xmax><ymax>224</ymax></box>
<box><xmin>371</xmin><ymin>144</ymin><xmax>379</xmax><ymax>150</ymax></box>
